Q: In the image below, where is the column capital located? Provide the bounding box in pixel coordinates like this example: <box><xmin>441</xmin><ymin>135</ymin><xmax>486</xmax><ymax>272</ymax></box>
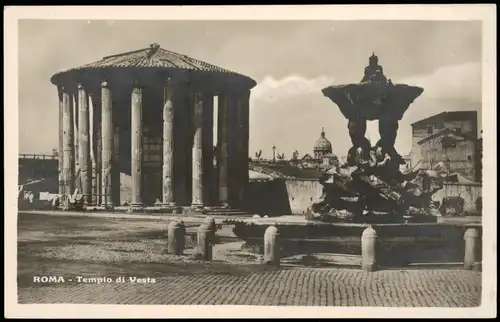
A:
<box><xmin>60</xmin><ymin>82</ymin><xmax>77</xmax><ymax>95</ymax></box>
<box><xmin>172</xmin><ymin>77</ymin><xmax>191</xmax><ymax>88</ymax></box>
<box><xmin>164</xmin><ymin>76</ymin><xmax>185</xmax><ymax>91</ymax></box>
<box><xmin>57</xmin><ymin>85</ymin><xmax>64</xmax><ymax>100</ymax></box>
<box><xmin>59</xmin><ymin>84</ymin><xmax>71</xmax><ymax>94</ymax></box>
<box><xmin>231</xmin><ymin>86</ymin><xmax>251</xmax><ymax>96</ymax></box>
<box><xmin>76</xmin><ymin>82</ymin><xmax>91</xmax><ymax>92</ymax></box>
<box><xmin>101</xmin><ymin>80</ymin><xmax>110</xmax><ymax>88</ymax></box>
<box><xmin>131</xmin><ymin>85</ymin><xmax>143</xmax><ymax>104</ymax></box>
<box><xmin>164</xmin><ymin>76</ymin><xmax>174</xmax><ymax>85</ymax></box>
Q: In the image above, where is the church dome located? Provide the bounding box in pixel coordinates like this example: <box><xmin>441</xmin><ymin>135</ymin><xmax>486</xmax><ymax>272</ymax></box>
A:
<box><xmin>313</xmin><ymin>128</ymin><xmax>333</xmax><ymax>154</ymax></box>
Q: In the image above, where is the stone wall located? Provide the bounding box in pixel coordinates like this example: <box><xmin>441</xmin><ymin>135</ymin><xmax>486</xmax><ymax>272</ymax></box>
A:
<box><xmin>242</xmin><ymin>178</ymin><xmax>322</xmax><ymax>216</ymax></box>
<box><xmin>284</xmin><ymin>179</ymin><xmax>323</xmax><ymax>215</ymax></box>
<box><xmin>119</xmin><ymin>173</ymin><xmax>132</xmax><ymax>206</ymax></box>
<box><xmin>420</xmin><ymin>135</ymin><xmax>477</xmax><ymax>181</ymax></box>
<box><xmin>244</xmin><ymin>179</ymin><xmax>482</xmax><ymax>216</ymax></box>
<box><xmin>18</xmin><ymin>157</ymin><xmax>58</xmax><ymax>184</ymax></box>
<box><xmin>432</xmin><ymin>183</ymin><xmax>482</xmax><ymax>214</ymax></box>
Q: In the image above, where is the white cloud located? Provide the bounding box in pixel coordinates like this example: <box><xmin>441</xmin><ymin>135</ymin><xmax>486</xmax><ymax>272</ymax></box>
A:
<box><xmin>400</xmin><ymin>62</ymin><xmax>481</xmax><ymax>102</ymax></box>
<box><xmin>249</xmin><ymin>63</ymin><xmax>482</xmax><ymax>159</ymax></box>
<box><xmin>251</xmin><ymin>75</ymin><xmax>336</xmax><ymax>103</ymax></box>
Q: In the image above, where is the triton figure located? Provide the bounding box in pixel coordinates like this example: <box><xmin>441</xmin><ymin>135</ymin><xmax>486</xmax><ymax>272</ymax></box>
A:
<box><xmin>307</xmin><ymin>53</ymin><xmax>442</xmax><ymax>223</ymax></box>
<box><xmin>361</xmin><ymin>53</ymin><xmax>388</xmax><ymax>84</ymax></box>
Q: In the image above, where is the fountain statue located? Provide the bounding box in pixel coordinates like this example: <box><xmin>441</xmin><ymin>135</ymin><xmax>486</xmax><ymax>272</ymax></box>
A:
<box><xmin>306</xmin><ymin>53</ymin><xmax>444</xmax><ymax>223</ymax></box>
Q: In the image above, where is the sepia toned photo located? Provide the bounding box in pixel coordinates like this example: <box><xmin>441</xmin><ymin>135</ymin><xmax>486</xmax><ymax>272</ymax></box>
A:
<box><xmin>5</xmin><ymin>5</ymin><xmax>497</xmax><ymax>319</ymax></box>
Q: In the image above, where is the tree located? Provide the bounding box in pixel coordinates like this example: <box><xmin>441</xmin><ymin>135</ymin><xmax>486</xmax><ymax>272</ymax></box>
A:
<box><xmin>255</xmin><ymin>150</ymin><xmax>262</xmax><ymax>162</ymax></box>
<box><xmin>291</xmin><ymin>150</ymin><xmax>300</xmax><ymax>166</ymax></box>
<box><xmin>277</xmin><ymin>153</ymin><xmax>285</xmax><ymax>162</ymax></box>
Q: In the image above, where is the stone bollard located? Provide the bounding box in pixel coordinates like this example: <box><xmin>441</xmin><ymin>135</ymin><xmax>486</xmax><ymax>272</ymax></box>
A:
<box><xmin>264</xmin><ymin>225</ymin><xmax>280</xmax><ymax>266</ymax></box>
<box><xmin>464</xmin><ymin>228</ymin><xmax>480</xmax><ymax>270</ymax></box>
<box><xmin>204</xmin><ymin>216</ymin><xmax>217</xmax><ymax>244</ymax></box>
<box><xmin>167</xmin><ymin>221</ymin><xmax>186</xmax><ymax>255</ymax></box>
<box><xmin>361</xmin><ymin>226</ymin><xmax>378</xmax><ymax>272</ymax></box>
<box><xmin>197</xmin><ymin>223</ymin><xmax>213</xmax><ymax>260</ymax></box>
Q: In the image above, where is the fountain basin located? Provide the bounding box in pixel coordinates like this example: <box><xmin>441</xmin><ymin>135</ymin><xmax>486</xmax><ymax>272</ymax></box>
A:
<box><xmin>322</xmin><ymin>83</ymin><xmax>424</xmax><ymax>121</ymax></box>
<box><xmin>225</xmin><ymin>217</ymin><xmax>482</xmax><ymax>267</ymax></box>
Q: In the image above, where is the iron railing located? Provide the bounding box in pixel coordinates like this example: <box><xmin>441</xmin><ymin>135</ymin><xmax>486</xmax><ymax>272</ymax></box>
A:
<box><xmin>19</xmin><ymin>154</ymin><xmax>57</xmax><ymax>160</ymax></box>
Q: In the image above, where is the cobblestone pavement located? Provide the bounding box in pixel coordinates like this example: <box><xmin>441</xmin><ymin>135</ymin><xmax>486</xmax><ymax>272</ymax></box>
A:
<box><xmin>18</xmin><ymin>268</ymin><xmax>481</xmax><ymax>306</ymax></box>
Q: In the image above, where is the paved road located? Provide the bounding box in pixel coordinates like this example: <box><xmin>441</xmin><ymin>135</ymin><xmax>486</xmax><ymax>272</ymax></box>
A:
<box><xmin>18</xmin><ymin>268</ymin><xmax>481</xmax><ymax>307</ymax></box>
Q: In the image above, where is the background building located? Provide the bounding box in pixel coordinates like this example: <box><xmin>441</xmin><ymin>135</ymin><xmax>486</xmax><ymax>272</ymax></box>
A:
<box><xmin>313</xmin><ymin>128</ymin><xmax>333</xmax><ymax>160</ymax></box>
<box><xmin>410</xmin><ymin>111</ymin><xmax>481</xmax><ymax>182</ymax></box>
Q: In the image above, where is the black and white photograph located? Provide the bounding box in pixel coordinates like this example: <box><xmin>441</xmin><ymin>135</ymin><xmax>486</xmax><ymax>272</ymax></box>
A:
<box><xmin>5</xmin><ymin>5</ymin><xmax>497</xmax><ymax>319</ymax></box>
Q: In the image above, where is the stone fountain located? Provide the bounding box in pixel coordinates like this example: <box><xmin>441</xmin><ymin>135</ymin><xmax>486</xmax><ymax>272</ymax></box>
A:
<box><xmin>224</xmin><ymin>54</ymin><xmax>462</xmax><ymax>265</ymax></box>
<box><xmin>306</xmin><ymin>53</ymin><xmax>443</xmax><ymax>224</ymax></box>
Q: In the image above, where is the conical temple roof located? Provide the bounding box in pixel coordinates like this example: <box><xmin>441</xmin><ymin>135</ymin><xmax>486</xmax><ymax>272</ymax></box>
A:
<box><xmin>51</xmin><ymin>43</ymin><xmax>256</xmax><ymax>86</ymax></box>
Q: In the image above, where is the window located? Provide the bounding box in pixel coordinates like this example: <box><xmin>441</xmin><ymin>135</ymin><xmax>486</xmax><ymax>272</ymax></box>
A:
<box><xmin>467</xmin><ymin>155</ymin><xmax>472</xmax><ymax>162</ymax></box>
<box><xmin>427</xmin><ymin>125</ymin><xmax>434</xmax><ymax>135</ymax></box>
<box><xmin>441</xmin><ymin>136</ymin><xmax>457</xmax><ymax>149</ymax></box>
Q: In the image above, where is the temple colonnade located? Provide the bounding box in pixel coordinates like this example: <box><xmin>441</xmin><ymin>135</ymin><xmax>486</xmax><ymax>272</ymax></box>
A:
<box><xmin>52</xmin><ymin>44</ymin><xmax>255</xmax><ymax>211</ymax></box>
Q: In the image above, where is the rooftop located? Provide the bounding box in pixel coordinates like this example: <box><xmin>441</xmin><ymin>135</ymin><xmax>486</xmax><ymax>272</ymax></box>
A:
<box><xmin>50</xmin><ymin>43</ymin><xmax>256</xmax><ymax>87</ymax></box>
<box><xmin>417</xmin><ymin>127</ymin><xmax>477</xmax><ymax>145</ymax></box>
<box><xmin>411</xmin><ymin>111</ymin><xmax>478</xmax><ymax>128</ymax></box>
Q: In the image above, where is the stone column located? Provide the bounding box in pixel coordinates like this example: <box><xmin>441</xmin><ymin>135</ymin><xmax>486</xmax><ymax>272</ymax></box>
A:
<box><xmin>91</xmin><ymin>92</ymin><xmax>100</xmax><ymax>206</ymax></box>
<box><xmin>73</xmin><ymin>91</ymin><xmax>79</xmax><ymax>189</ymax></box>
<box><xmin>217</xmin><ymin>93</ymin><xmax>229</xmax><ymax>208</ymax></box>
<box><xmin>235</xmin><ymin>89</ymin><xmax>250</xmax><ymax>205</ymax></box>
<box><xmin>162</xmin><ymin>80</ymin><xmax>175</xmax><ymax>207</ymax></box>
<box><xmin>173</xmin><ymin>87</ymin><xmax>189</xmax><ymax>206</ymax></box>
<box><xmin>57</xmin><ymin>86</ymin><xmax>64</xmax><ymax>196</ymax></box>
<box><xmin>95</xmin><ymin>115</ymin><xmax>102</xmax><ymax>206</ymax></box>
<box><xmin>202</xmin><ymin>93</ymin><xmax>214</xmax><ymax>206</ymax></box>
<box><xmin>240</xmin><ymin>90</ymin><xmax>250</xmax><ymax>205</ymax></box>
<box><xmin>101</xmin><ymin>81</ymin><xmax>113</xmax><ymax>209</ymax></box>
<box><xmin>130</xmin><ymin>84</ymin><xmax>144</xmax><ymax>211</ymax></box>
<box><xmin>191</xmin><ymin>91</ymin><xmax>204</xmax><ymax>208</ymax></box>
<box><xmin>112</xmin><ymin>125</ymin><xmax>120</xmax><ymax>206</ymax></box>
<box><xmin>226</xmin><ymin>92</ymin><xmax>239</xmax><ymax>206</ymax></box>
<box><xmin>78</xmin><ymin>84</ymin><xmax>91</xmax><ymax>205</ymax></box>
<box><xmin>61</xmin><ymin>86</ymin><xmax>75</xmax><ymax>196</ymax></box>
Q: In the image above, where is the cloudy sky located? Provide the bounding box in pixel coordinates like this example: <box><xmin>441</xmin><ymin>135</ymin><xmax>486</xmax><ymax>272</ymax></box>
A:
<box><xmin>18</xmin><ymin>20</ymin><xmax>482</xmax><ymax>159</ymax></box>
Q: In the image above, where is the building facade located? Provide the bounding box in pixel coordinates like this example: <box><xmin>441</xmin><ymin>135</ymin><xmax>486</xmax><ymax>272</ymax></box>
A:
<box><xmin>417</xmin><ymin>128</ymin><xmax>478</xmax><ymax>180</ymax></box>
<box><xmin>51</xmin><ymin>43</ymin><xmax>256</xmax><ymax>211</ymax></box>
<box><xmin>410</xmin><ymin>111</ymin><xmax>481</xmax><ymax>182</ymax></box>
